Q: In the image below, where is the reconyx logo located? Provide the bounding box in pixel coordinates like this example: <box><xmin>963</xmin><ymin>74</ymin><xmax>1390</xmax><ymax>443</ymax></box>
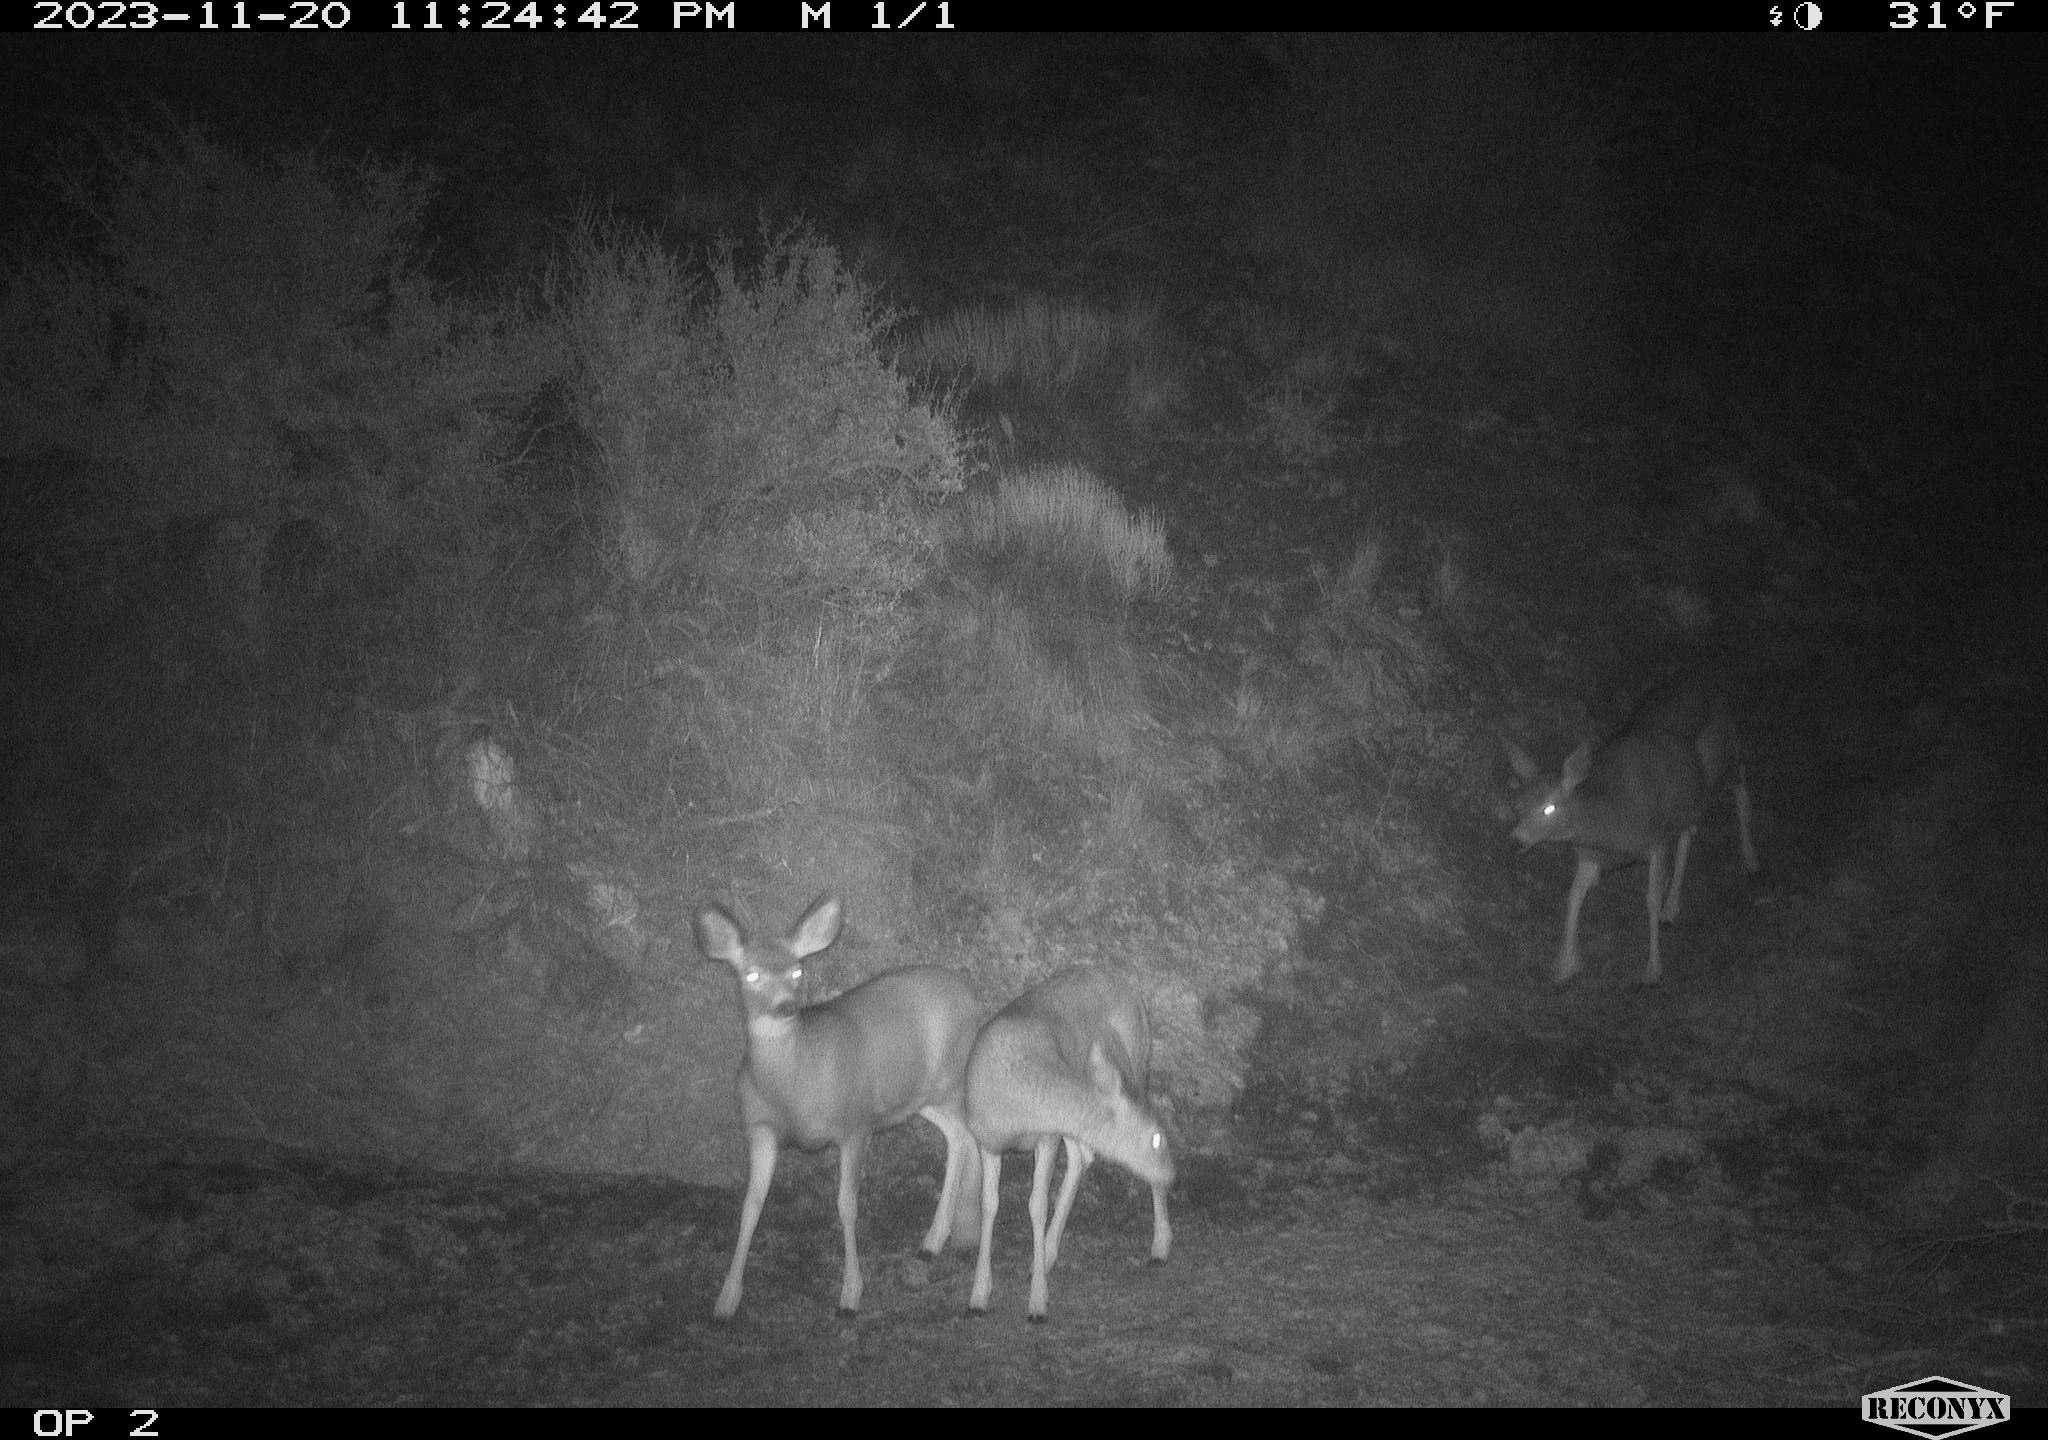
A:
<box><xmin>1864</xmin><ymin>1376</ymin><xmax>2011</xmax><ymax>1437</ymax></box>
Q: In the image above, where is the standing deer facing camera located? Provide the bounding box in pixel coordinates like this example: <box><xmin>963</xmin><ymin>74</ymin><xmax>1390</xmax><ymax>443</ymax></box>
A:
<box><xmin>696</xmin><ymin>894</ymin><xmax>982</xmax><ymax>1319</ymax></box>
<box><xmin>966</xmin><ymin>966</ymin><xmax>1173</xmax><ymax>1321</ymax></box>
<box><xmin>1506</xmin><ymin>675</ymin><xmax>1760</xmax><ymax>985</ymax></box>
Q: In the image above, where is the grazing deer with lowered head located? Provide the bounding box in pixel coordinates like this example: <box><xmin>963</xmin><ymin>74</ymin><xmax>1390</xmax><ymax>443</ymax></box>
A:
<box><xmin>965</xmin><ymin>966</ymin><xmax>1173</xmax><ymax>1321</ymax></box>
<box><xmin>1505</xmin><ymin>675</ymin><xmax>1760</xmax><ymax>985</ymax></box>
<box><xmin>696</xmin><ymin>894</ymin><xmax>982</xmax><ymax>1319</ymax></box>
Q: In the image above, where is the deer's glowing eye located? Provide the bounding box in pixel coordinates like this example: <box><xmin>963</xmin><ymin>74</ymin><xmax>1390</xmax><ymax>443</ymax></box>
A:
<box><xmin>790</xmin><ymin>966</ymin><xmax>803</xmax><ymax>985</ymax></box>
<box><xmin>744</xmin><ymin>968</ymin><xmax>761</xmax><ymax>984</ymax></box>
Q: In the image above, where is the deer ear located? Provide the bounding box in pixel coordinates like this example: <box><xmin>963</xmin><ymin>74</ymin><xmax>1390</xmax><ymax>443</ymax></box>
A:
<box><xmin>695</xmin><ymin>906</ymin><xmax>745</xmax><ymax>964</ymax></box>
<box><xmin>787</xmin><ymin>894</ymin><xmax>844</xmax><ymax>958</ymax></box>
<box><xmin>1503</xmin><ymin>738</ymin><xmax>1538</xmax><ymax>784</ymax></box>
<box><xmin>1561</xmin><ymin>742</ymin><xmax>1594</xmax><ymax>787</ymax></box>
<box><xmin>1086</xmin><ymin>1043</ymin><xmax>1124</xmax><ymax>1097</ymax></box>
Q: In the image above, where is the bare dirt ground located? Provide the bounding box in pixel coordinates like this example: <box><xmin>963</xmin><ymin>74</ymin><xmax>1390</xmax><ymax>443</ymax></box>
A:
<box><xmin>0</xmin><ymin>1134</ymin><xmax>1883</xmax><ymax>1407</ymax></box>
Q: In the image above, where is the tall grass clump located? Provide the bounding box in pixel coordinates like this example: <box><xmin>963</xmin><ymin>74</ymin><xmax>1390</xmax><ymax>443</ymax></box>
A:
<box><xmin>911</xmin><ymin>296</ymin><xmax>1137</xmax><ymax>395</ymax></box>
<box><xmin>908</xmin><ymin>295</ymin><xmax>1187</xmax><ymax>433</ymax></box>
<box><xmin>938</xmin><ymin>463</ymin><xmax>1172</xmax><ymax>763</ymax></box>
